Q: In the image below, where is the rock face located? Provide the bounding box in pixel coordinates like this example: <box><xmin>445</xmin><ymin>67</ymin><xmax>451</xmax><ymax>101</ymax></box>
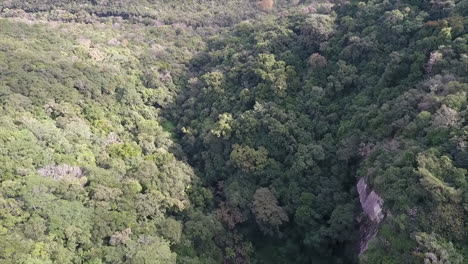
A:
<box><xmin>38</xmin><ymin>164</ymin><xmax>83</xmax><ymax>180</ymax></box>
<box><xmin>38</xmin><ymin>164</ymin><xmax>87</xmax><ymax>186</ymax></box>
<box><xmin>357</xmin><ymin>177</ymin><xmax>384</xmax><ymax>254</ymax></box>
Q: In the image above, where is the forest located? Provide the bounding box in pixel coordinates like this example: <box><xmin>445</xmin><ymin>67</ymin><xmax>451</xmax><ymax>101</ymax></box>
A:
<box><xmin>0</xmin><ymin>0</ymin><xmax>467</xmax><ymax>263</ymax></box>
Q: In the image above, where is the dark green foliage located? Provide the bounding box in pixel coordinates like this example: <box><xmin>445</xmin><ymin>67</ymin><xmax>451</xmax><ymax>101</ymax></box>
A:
<box><xmin>0</xmin><ymin>0</ymin><xmax>468</xmax><ymax>263</ymax></box>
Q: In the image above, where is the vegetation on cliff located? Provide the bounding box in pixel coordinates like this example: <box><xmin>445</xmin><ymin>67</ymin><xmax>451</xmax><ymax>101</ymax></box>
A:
<box><xmin>0</xmin><ymin>0</ymin><xmax>467</xmax><ymax>263</ymax></box>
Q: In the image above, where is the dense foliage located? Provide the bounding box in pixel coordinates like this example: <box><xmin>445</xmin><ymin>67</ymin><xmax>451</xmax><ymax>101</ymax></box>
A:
<box><xmin>0</xmin><ymin>0</ymin><xmax>467</xmax><ymax>263</ymax></box>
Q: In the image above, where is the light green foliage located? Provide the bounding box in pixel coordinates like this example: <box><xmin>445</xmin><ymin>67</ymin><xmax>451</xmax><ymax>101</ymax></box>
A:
<box><xmin>0</xmin><ymin>0</ymin><xmax>467</xmax><ymax>263</ymax></box>
<box><xmin>0</xmin><ymin>11</ymin><xmax>207</xmax><ymax>263</ymax></box>
<box><xmin>129</xmin><ymin>238</ymin><xmax>176</xmax><ymax>264</ymax></box>
<box><xmin>415</xmin><ymin>233</ymin><xmax>463</xmax><ymax>264</ymax></box>
<box><xmin>107</xmin><ymin>143</ymin><xmax>142</xmax><ymax>159</ymax></box>
<box><xmin>416</xmin><ymin>150</ymin><xmax>465</xmax><ymax>202</ymax></box>
<box><xmin>211</xmin><ymin>113</ymin><xmax>234</xmax><ymax>139</ymax></box>
<box><xmin>254</xmin><ymin>54</ymin><xmax>289</xmax><ymax>97</ymax></box>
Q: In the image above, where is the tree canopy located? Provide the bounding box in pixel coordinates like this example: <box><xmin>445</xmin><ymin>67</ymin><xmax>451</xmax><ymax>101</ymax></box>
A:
<box><xmin>0</xmin><ymin>0</ymin><xmax>468</xmax><ymax>263</ymax></box>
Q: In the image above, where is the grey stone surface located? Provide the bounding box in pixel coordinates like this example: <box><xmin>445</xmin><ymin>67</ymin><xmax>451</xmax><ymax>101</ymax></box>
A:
<box><xmin>357</xmin><ymin>177</ymin><xmax>384</xmax><ymax>254</ymax></box>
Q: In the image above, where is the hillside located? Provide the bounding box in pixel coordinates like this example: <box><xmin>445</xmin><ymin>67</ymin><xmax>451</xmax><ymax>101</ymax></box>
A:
<box><xmin>0</xmin><ymin>0</ymin><xmax>467</xmax><ymax>263</ymax></box>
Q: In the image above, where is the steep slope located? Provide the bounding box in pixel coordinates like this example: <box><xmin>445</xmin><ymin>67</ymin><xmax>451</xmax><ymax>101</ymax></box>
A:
<box><xmin>0</xmin><ymin>13</ymin><xmax>209</xmax><ymax>264</ymax></box>
<box><xmin>0</xmin><ymin>0</ymin><xmax>467</xmax><ymax>263</ymax></box>
<box><xmin>171</xmin><ymin>0</ymin><xmax>468</xmax><ymax>263</ymax></box>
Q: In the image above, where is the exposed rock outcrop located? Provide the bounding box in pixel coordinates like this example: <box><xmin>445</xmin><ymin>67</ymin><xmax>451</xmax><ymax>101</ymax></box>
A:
<box><xmin>357</xmin><ymin>177</ymin><xmax>384</xmax><ymax>254</ymax></box>
<box><xmin>38</xmin><ymin>164</ymin><xmax>87</xmax><ymax>185</ymax></box>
